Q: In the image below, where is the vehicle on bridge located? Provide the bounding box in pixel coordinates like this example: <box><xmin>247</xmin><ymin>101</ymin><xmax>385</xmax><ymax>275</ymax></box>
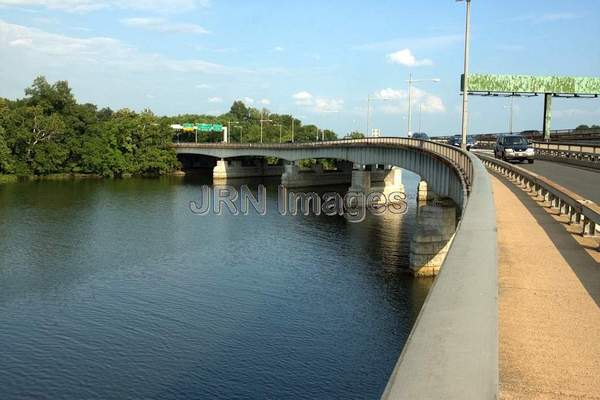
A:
<box><xmin>494</xmin><ymin>135</ymin><xmax>534</xmax><ymax>163</ymax></box>
<box><xmin>412</xmin><ymin>132</ymin><xmax>429</xmax><ymax>140</ymax></box>
<box><xmin>448</xmin><ymin>134</ymin><xmax>475</xmax><ymax>150</ymax></box>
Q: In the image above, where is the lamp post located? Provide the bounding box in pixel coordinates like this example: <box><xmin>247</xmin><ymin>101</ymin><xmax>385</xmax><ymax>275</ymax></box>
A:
<box><xmin>504</xmin><ymin>97</ymin><xmax>514</xmax><ymax>133</ymax></box>
<box><xmin>367</xmin><ymin>95</ymin><xmax>391</xmax><ymax>137</ymax></box>
<box><xmin>260</xmin><ymin>112</ymin><xmax>272</xmax><ymax>143</ymax></box>
<box><xmin>234</xmin><ymin>125</ymin><xmax>243</xmax><ymax>143</ymax></box>
<box><xmin>457</xmin><ymin>0</ymin><xmax>472</xmax><ymax>149</ymax></box>
<box><xmin>291</xmin><ymin>118</ymin><xmax>295</xmax><ymax>143</ymax></box>
<box><xmin>406</xmin><ymin>74</ymin><xmax>440</xmax><ymax>137</ymax></box>
<box><xmin>274</xmin><ymin>124</ymin><xmax>283</xmax><ymax>143</ymax></box>
<box><xmin>418</xmin><ymin>104</ymin><xmax>423</xmax><ymax>134</ymax></box>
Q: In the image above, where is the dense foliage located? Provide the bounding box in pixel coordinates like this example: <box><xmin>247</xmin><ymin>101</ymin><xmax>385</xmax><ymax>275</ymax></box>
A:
<box><xmin>0</xmin><ymin>77</ymin><xmax>339</xmax><ymax>177</ymax></box>
<box><xmin>169</xmin><ymin>100</ymin><xmax>337</xmax><ymax>145</ymax></box>
<box><xmin>0</xmin><ymin>77</ymin><xmax>178</xmax><ymax>177</ymax></box>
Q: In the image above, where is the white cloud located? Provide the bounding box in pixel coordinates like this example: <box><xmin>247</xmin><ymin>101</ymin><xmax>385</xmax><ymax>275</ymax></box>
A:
<box><xmin>273</xmin><ymin>46</ymin><xmax>284</xmax><ymax>52</ymax></box>
<box><xmin>376</xmin><ymin>88</ymin><xmax>406</xmax><ymax>100</ymax></box>
<box><xmin>208</xmin><ymin>96</ymin><xmax>222</xmax><ymax>103</ymax></box>
<box><xmin>292</xmin><ymin>91</ymin><xmax>313</xmax><ymax>106</ymax></box>
<box><xmin>121</xmin><ymin>17</ymin><xmax>209</xmax><ymax>34</ymax></box>
<box><xmin>0</xmin><ymin>0</ymin><xmax>208</xmax><ymax>13</ymax></box>
<box><xmin>314</xmin><ymin>98</ymin><xmax>343</xmax><ymax>113</ymax></box>
<box><xmin>512</xmin><ymin>13</ymin><xmax>579</xmax><ymax>24</ymax></box>
<box><xmin>9</xmin><ymin>37</ymin><xmax>33</xmax><ymax>47</ymax></box>
<box><xmin>375</xmin><ymin>87</ymin><xmax>445</xmax><ymax>115</ymax></box>
<box><xmin>195</xmin><ymin>83</ymin><xmax>210</xmax><ymax>89</ymax></box>
<box><xmin>387</xmin><ymin>49</ymin><xmax>432</xmax><ymax>67</ymax></box>
<box><xmin>354</xmin><ymin>34</ymin><xmax>462</xmax><ymax>51</ymax></box>
<box><xmin>0</xmin><ymin>20</ymin><xmax>244</xmax><ymax>75</ymax></box>
<box><xmin>259</xmin><ymin>98</ymin><xmax>271</xmax><ymax>105</ymax></box>
<box><xmin>242</xmin><ymin>97</ymin><xmax>254</xmax><ymax>105</ymax></box>
<box><xmin>293</xmin><ymin>91</ymin><xmax>343</xmax><ymax>113</ymax></box>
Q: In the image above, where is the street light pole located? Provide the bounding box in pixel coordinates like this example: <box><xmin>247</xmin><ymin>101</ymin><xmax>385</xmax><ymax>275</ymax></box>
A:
<box><xmin>418</xmin><ymin>104</ymin><xmax>423</xmax><ymax>133</ymax></box>
<box><xmin>234</xmin><ymin>125</ymin><xmax>243</xmax><ymax>143</ymax></box>
<box><xmin>407</xmin><ymin>73</ymin><xmax>413</xmax><ymax>138</ymax></box>
<box><xmin>260</xmin><ymin>112</ymin><xmax>272</xmax><ymax>143</ymax></box>
<box><xmin>367</xmin><ymin>96</ymin><xmax>371</xmax><ymax>137</ymax></box>
<box><xmin>406</xmin><ymin>75</ymin><xmax>440</xmax><ymax>137</ymax></box>
<box><xmin>291</xmin><ymin>118</ymin><xmax>295</xmax><ymax>143</ymax></box>
<box><xmin>274</xmin><ymin>124</ymin><xmax>283</xmax><ymax>143</ymax></box>
<box><xmin>510</xmin><ymin>96</ymin><xmax>514</xmax><ymax>133</ymax></box>
<box><xmin>458</xmin><ymin>0</ymin><xmax>472</xmax><ymax>150</ymax></box>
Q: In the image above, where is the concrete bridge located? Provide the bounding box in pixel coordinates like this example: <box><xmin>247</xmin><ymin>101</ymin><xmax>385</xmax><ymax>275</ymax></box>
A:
<box><xmin>173</xmin><ymin>138</ymin><xmax>600</xmax><ymax>399</ymax></box>
<box><xmin>174</xmin><ymin>138</ymin><xmax>499</xmax><ymax>398</ymax></box>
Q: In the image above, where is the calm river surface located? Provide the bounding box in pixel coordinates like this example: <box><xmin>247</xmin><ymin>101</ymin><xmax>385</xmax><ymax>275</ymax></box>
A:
<box><xmin>0</xmin><ymin>174</ymin><xmax>431</xmax><ymax>399</ymax></box>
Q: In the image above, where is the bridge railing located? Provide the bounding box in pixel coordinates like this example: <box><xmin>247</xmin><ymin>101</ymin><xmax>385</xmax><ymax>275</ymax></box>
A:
<box><xmin>173</xmin><ymin>137</ymin><xmax>474</xmax><ymax>192</ymax></box>
<box><xmin>533</xmin><ymin>141</ymin><xmax>600</xmax><ymax>169</ymax></box>
<box><xmin>479</xmin><ymin>153</ymin><xmax>600</xmax><ymax>245</ymax></box>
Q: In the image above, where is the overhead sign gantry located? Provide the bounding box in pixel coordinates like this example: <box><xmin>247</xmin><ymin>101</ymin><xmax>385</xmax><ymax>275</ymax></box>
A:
<box><xmin>461</xmin><ymin>74</ymin><xmax>600</xmax><ymax>140</ymax></box>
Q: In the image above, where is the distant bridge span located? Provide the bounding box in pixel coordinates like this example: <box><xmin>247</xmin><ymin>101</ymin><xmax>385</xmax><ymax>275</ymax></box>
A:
<box><xmin>173</xmin><ymin>138</ymin><xmax>474</xmax><ymax>208</ymax></box>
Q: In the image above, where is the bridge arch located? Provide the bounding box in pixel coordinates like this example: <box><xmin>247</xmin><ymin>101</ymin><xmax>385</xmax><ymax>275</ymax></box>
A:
<box><xmin>173</xmin><ymin>138</ymin><xmax>471</xmax><ymax>209</ymax></box>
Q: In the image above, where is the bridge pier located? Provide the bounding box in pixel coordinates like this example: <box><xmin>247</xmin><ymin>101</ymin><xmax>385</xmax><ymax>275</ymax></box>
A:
<box><xmin>213</xmin><ymin>158</ymin><xmax>284</xmax><ymax>181</ymax></box>
<box><xmin>371</xmin><ymin>167</ymin><xmax>405</xmax><ymax>202</ymax></box>
<box><xmin>409</xmin><ymin>199</ymin><xmax>457</xmax><ymax>277</ymax></box>
<box><xmin>281</xmin><ymin>160</ymin><xmax>354</xmax><ymax>188</ymax></box>
<box><xmin>417</xmin><ymin>180</ymin><xmax>437</xmax><ymax>201</ymax></box>
<box><xmin>348</xmin><ymin>164</ymin><xmax>406</xmax><ymax>203</ymax></box>
<box><xmin>348</xmin><ymin>164</ymin><xmax>372</xmax><ymax>194</ymax></box>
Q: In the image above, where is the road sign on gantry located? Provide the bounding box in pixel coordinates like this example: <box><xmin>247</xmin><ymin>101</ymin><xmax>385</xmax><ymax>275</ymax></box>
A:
<box><xmin>461</xmin><ymin>74</ymin><xmax>600</xmax><ymax>140</ymax></box>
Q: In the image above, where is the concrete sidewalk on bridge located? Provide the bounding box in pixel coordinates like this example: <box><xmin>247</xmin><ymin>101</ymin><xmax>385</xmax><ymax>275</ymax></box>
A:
<box><xmin>491</xmin><ymin>173</ymin><xmax>600</xmax><ymax>399</ymax></box>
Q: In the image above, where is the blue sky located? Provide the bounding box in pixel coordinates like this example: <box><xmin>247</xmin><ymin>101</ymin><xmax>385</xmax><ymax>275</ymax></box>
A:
<box><xmin>0</xmin><ymin>0</ymin><xmax>599</xmax><ymax>136</ymax></box>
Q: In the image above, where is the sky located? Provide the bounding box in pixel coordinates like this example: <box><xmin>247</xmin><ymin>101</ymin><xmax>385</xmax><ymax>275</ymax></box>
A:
<box><xmin>0</xmin><ymin>0</ymin><xmax>599</xmax><ymax>137</ymax></box>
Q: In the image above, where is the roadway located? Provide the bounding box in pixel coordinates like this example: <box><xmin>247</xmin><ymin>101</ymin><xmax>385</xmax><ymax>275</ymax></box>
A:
<box><xmin>519</xmin><ymin>160</ymin><xmax>600</xmax><ymax>202</ymax></box>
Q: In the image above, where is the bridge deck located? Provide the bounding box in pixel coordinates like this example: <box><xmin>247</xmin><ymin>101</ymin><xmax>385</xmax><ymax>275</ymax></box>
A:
<box><xmin>492</xmin><ymin>173</ymin><xmax>600</xmax><ymax>399</ymax></box>
<box><xmin>520</xmin><ymin>160</ymin><xmax>600</xmax><ymax>203</ymax></box>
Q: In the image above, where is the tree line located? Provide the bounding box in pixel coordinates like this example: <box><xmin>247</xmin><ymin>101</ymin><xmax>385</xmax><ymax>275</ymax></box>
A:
<box><xmin>0</xmin><ymin>77</ymin><xmax>339</xmax><ymax>177</ymax></box>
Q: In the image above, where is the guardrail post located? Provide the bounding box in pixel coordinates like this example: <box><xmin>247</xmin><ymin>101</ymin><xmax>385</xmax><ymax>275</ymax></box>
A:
<box><xmin>582</xmin><ymin>217</ymin><xmax>591</xmax><ymax>237</ymax></box>
<box><xmin>568</xmin><ymin>206</ymin><xmax>574</xmax><ymax>223</ymax></box>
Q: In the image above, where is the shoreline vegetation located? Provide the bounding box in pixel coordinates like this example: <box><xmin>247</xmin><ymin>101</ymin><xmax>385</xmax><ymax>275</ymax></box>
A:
<box><xmin>0</xmin><ymin>77</ymin><xmax>341</xmax><ymax>182</ymax></box>
<box><xmin>0</xmin><ymin>170</ymin><xmax>189</xmax><ymax>184</ymax></box>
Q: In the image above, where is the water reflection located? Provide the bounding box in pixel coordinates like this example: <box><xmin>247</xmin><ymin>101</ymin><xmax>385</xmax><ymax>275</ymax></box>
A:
<box><xmin>0</xmin><ymin>175</ymin><xmax>431</xmax><ymax>400</ymax></box>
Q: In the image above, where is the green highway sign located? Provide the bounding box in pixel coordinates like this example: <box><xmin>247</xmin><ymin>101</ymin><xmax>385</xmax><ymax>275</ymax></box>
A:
<box><xmin>196</xmin><ymin>123</ymin><xmax>223</xmax><ymax>132</ymax></box>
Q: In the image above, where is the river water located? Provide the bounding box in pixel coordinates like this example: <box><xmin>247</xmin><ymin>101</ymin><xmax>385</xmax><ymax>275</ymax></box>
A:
<box><xmin>0</xmin><ymin>174</ymin><xmax>431</xmax><ymax>399</ymax></box>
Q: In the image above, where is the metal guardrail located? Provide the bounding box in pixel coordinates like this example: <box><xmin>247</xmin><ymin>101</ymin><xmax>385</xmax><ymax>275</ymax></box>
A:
<box><xmin>173</xmin><ymin>137</ymin><xmax>475</xmax><ymax>191</ymax></box>
<box><xmin>479</xmin><ymin>154</ymin><xmax>600</xmax><ymax>248</ymax></box>
<box><xmin>533</xmin><ymin>141</ymin><xmax>600</xmax><ymax>169</ymax></box>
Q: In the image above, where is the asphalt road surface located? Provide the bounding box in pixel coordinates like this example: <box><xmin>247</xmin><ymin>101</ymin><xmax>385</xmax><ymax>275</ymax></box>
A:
<box><xmin>518</xmin><ymin>159</ymin><xmax>600</xmax><ymax>202</ymax></box>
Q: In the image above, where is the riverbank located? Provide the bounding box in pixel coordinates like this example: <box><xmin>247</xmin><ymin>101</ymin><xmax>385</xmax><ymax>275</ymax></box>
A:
<box><xmin>0</xmin><ymin>171</ymin><xmax>187</xmax><ymax>184</ymax></box>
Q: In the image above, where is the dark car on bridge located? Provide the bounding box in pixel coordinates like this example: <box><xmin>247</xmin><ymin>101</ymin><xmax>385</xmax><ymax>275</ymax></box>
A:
<box><xmin>494</xmin><ymin>135</ymin><xmax>535</xmax><ymax>163</ymax></box>
<box><xmin>448</xmin><ymin>134</ymin><xmax>475</xmax><ymax>150</ymax></box>
<box><xmin>412</xmin><ymin>132</ymin><xmax>429</xmax><ymax>140</ymax></box>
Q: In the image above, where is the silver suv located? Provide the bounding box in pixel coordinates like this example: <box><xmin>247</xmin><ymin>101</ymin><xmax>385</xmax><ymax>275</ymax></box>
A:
<box><xmin>494</xmin><ymin>135</ymin><xmax>534</xmax><ymax>163</ymax></box>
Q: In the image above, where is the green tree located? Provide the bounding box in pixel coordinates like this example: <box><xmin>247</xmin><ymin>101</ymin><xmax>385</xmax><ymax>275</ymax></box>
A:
<box><xmin>0</xmin><ymin>126</ymin><xmax>15</xmax><ymax>174</ymax></box>
<box><xmin>347</xmin><ymin>131</ymin><xmax>365</xmax><ymax>139</ymax></box>
<box><xmin>229</xmin><ymin>101</ymin><xmax>250</xmax><ymax>122</ymax></box>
